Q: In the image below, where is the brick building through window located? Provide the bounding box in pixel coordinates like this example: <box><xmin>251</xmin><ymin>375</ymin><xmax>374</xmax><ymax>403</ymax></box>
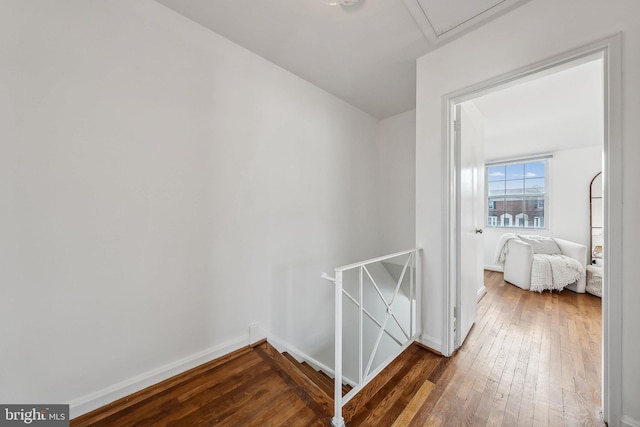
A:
<box><xmin>486</xmin><ymin>159</ymin><xmax>547</xmax><ymax>228</ymax></box>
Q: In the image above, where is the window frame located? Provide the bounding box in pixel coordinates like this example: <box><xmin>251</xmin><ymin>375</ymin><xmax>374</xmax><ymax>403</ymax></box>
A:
<box><xmin>534</xmin><ymin>216</ymin><xmax>544</xmax><ymax>228</ymax></box>
<box><xmin>485</xmin><ymin>157</ymin><xmax>549</xmax><ymax>230</ymax></box>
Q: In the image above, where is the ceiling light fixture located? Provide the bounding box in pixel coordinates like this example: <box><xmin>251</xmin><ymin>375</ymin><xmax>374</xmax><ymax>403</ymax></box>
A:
<box><xmin>322</xmin><ymin>0</ymin><xmax>359</xmax><ymax>6</ymax></box>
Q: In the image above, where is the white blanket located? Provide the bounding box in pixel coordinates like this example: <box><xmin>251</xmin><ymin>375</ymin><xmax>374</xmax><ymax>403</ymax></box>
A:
<box><xmin>530</xmin><ymin>254</ymin><xmax>584</xmax><ymax>292</ymax></box>
<box><xmin>494</xmin><ymin>233</ymin><xmax>519</xmax><ymax>265</ymax></box>
<box><xmin>495</xmin><ymin>234</ymin><xmax>585</xmax><ymax>292</ymax></box>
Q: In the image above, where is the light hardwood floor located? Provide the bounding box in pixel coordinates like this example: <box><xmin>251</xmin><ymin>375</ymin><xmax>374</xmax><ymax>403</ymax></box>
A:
<box><xmin>411</xmin><ymin>270</ymin><xmax>604</xmax><ymax>426</ymax></box>
<box><xmin>72</xmin><ymin>270</ymin><xmax>604</xmax><ymax>426</ymax></box>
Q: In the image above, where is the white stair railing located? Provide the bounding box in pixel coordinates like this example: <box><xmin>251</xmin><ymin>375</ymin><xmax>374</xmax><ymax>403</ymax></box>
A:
<box><xmin>322</xmin><ymin>248</ymin><xmax>422</xmax><ymax>427</ymax></box>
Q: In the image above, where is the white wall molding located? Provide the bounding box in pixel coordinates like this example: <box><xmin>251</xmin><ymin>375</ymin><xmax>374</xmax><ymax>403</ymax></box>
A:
<box><xmin>69</xmin><ymin>335</ymin><xmax>249</xmax><ymax>419</ymax></box>
<box><xmin>418</xmin><ymin>334</ymin><xmax>443</xmax><ymax>354</ymax></box>
<box><xmin>476</xmin><ymin>285</ymin><xmax>487</xmax><ymax>302</ymax></box>
<box><xmin>621</xmin><ymin>416</ymin><xmax>640</xmax><ymax>427</ymax></box>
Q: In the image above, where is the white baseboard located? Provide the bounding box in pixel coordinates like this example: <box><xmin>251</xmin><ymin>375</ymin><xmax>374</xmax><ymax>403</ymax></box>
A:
<box><xmin>70</xmin><ymin>324</ymin><xmax>432</xmax><ymax>419</ymax></box>
<box><xmin>69</xmin><ymin>334</ymin><xmax>249</xmax><ymax>419</ymax></box>
<box><xmin>484</xmin><ymin>265</ymin><xmax>503</xmax><ymax>272</ymax></box>
<box><xmin>477</xmin><ymin>285</ymin><xmax>487</xmax><ymax>301</ymax></box>
<box><xmin>418</xmin><ymin>334</ymin><xmax>443</xmax><ymax>354</ymax></box>
<box><xmin>621</xmin><ymin>416</ymin><xmax>640</xmax><ymax>427</ymax></box>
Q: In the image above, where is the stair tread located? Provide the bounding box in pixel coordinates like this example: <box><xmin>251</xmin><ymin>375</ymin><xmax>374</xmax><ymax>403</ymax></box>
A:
<box><xmin>281</xmin><ymin>355</ymin><xmax>333</xmax><ymax>398</ymax></box>
<box><xmin>317</xmin><ymin>369</ymin><xmax>332</xmax><ymax>381</ymax></box>
<box><xmin>283</xmin><ymin>354</ymin><xmax>353</xmax><ymax>398</ymax></box>
<box><xmin>342</xmin><ymin>383</ymin><xmax>352</xmax><ymax>395</ymax></box>
<box><xmin>300</xmin><ymin>362</ymin><xmax>334</xmax><ymax>397</ymax></box>
<box><xmin>254</xmin><ymin>344</ymin><xmax>333</xmax><ymax>418</ymax></box>
<box><xmin>314</xmin><ymin>368</ymin><xmax>351</xmax><ymax>395</ymax></box>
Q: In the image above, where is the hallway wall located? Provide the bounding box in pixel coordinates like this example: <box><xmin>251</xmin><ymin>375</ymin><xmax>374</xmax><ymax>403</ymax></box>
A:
<box><xmin>0</xmin><ymin>0</ymin><xmax>381</xmax><ymax>416</ymax></box>
<box><xmin>416</xmin><ymin>0</ymin><xmax>640</xmax><ymax>424</ymax></box>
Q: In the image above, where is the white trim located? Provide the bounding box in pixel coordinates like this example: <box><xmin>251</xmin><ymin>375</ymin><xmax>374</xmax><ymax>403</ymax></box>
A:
<box><xmin>443</xmin><ymin>34</ymin><xmax>622</xmax><ymax>424</ymax></box>
<box><xmin>442</xmin><ymin>94</ymin><xmax>455</xmax><ymax>358</ymax></box>
<box><xmin>418</xmin><ymin>333</ymin><xmax>444</xmax><ymax>354</ymax></box>
<box><xmin>401</xmin><ymin>0</ymin><xmax>531</xmax><ymax>45</ymax></box>
<box><xmin>601</xmin><ymin>33</ymin><xmax>623</xmax><ymax>427</ymax></box>
<box><xmin>621</xmin><ymin>416</ymin><xmax>640</xmax><ymax>427</ymax></box>
<box><xmin>476</xmin><ymin>286</ymin><xmax>487</xmax><ymax>301</ymax></box>
<box><xmin>334</xmin><ymin>247</ymin><xmax>421</xmax><ymax>271</ymax></box>
<box><xmin>69</xmin><ymin>334</ymin><xmax>248</xmax><ymax>419</ymax></box>
<box><xmin>485</xmin><ymin>153</ymin><xmax>553</xmax><ymax>166</ymax></box>
<box><xmin>484</xmin><ymin>265</ymin><xmax>503</xmax><ymax>272</ymax></box>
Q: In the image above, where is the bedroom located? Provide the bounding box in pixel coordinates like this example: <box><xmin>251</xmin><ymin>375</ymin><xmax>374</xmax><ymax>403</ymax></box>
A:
<box><xmin>450</xmin><ymin>52</ymin><xmax>605</xmax><ymax>420</ymax></box>
<box><xmin>460</xmin><ymin>57</ymin><xmax>604</xmax><ymax>285</ymax></box>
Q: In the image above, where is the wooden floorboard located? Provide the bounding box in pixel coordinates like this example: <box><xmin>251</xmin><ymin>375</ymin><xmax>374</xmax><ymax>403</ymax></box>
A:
<box><xmin>72</xmin><ymin>270</ymin><xmax>603</xmax><ymax>426</ymax></box>
<box><xmin>346</xmin><ymin>345</ymin><xmax>441</xmax><ymax>426</ymax></box>
<box><xmin>252</xmin><ymin>342</ymin><xmax>333</xmax><ymax>420</ymax></box>
<box><xmin>422</xmin><ymin>271</ymin><xmax>604</xmax><ymax>427</ymax></box>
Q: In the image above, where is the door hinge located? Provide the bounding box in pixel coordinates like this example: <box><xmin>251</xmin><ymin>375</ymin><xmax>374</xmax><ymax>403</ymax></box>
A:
<box><xmin>453</xmin><ymin>306</ymin><xmax>458</xmax><ymax>332</ymax></box>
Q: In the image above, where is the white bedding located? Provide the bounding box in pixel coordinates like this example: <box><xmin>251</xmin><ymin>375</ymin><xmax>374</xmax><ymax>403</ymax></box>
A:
<box><xmin>530</xmin><ymin>254</ymin><xmax>584</xmax><ymax>292</ymax></box>
<box><xmin>495</xmin><ymin>234</ymin><xmax>585</xmax><ymax>292</ymax></box>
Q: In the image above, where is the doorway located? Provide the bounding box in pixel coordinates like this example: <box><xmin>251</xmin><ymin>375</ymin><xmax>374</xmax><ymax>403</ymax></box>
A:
<box><xmin>443</xmin><ymin>36</ymin><xmax>622</xmax><ymax>424</ymax></box>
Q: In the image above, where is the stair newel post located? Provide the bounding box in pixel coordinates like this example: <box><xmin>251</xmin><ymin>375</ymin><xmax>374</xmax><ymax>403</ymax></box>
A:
<box><xmin>332</xmin><ymin>269</ymin><xmax>345</xmax><ymax>427</ymax></box>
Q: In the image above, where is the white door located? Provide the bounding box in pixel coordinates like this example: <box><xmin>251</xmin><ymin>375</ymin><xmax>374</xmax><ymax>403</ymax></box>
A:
<box><xmin>454</xmin><ymin>102</ymin><xmax>485</xmax><ymax>349</ymax></box>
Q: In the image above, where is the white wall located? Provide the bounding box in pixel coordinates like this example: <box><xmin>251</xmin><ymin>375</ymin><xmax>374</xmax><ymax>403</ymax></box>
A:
<box><xmin>416</xmin><ymin>0</ymin><xmax>640</xmax><ymax>424</ymax></box>
<box><xmin>377</xmin><ymin>110</ymin><xmax>416</xmax><ymax>254</ymax></box>
<box><xmin>484</xmin><ymin>146</ymin><xmax>602</xmax><ymax>270</ymax></box>
<box><xmin>0</xmin><ymin>0</ymin><xmax>381</xmax><ymax>416</ymax></box>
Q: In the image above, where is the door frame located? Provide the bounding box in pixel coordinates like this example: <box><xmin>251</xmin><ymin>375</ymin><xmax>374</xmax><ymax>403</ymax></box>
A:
<box><xmin>441</xmin><ymin>34</ymin><xmax>622</xmax><ymax>424</ymax></box>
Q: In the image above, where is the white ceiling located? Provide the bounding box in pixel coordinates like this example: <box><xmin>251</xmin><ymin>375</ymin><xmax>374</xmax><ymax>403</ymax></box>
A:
<box><xmin>468</xmin><ymin>58</ymin><xmax>604</xmax><ymax>161</ymax></box>
<box><xmin>154</xmin><ymin>0</ymin><xmax>529</xmax><ymax>119</ymax></box>
<box><xmin>419</xmin><ymin>0</ymin><xmax>510</xmax><ymax>35</ymax></box>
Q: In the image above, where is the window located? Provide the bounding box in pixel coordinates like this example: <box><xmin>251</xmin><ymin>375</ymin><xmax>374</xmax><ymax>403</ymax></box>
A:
<box><xmin>516</xmin><ymin>213</ymin><xmax>529</xmax><ymax>227</ymax></box>
<box><xmin>500</xmin><ymin>213</ymin><xmax>512</xmax><ymax>227</ymax></box>
<box><xmin>486</xmin><ymin>159</ymin><xmax>548</xmax><ymax>228</ymax></box>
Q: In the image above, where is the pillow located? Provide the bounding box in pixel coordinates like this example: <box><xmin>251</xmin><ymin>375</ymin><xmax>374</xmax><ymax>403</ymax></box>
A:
<box><xmin>517</xmin><ymin>235</ymin><xmax>562</xmax><ymax>255</ymax></box>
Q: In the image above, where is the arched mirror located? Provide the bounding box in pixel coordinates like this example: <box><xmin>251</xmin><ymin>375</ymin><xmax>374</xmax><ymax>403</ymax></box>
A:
<box><xmin>590</xmin><ymin>172</ymin><xmax>603</xmax><ymax>265</ymax></box>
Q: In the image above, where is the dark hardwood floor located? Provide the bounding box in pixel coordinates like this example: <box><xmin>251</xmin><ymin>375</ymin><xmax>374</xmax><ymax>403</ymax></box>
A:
<box><xmin>71</xmin><ymin>341</ymin><xmax>331</xmax><ymax>426</ymax></box>
<box><xmin>72</xmin><ymin>270</ymin><xmax>603</xmax><ymax>426</ymax></box>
